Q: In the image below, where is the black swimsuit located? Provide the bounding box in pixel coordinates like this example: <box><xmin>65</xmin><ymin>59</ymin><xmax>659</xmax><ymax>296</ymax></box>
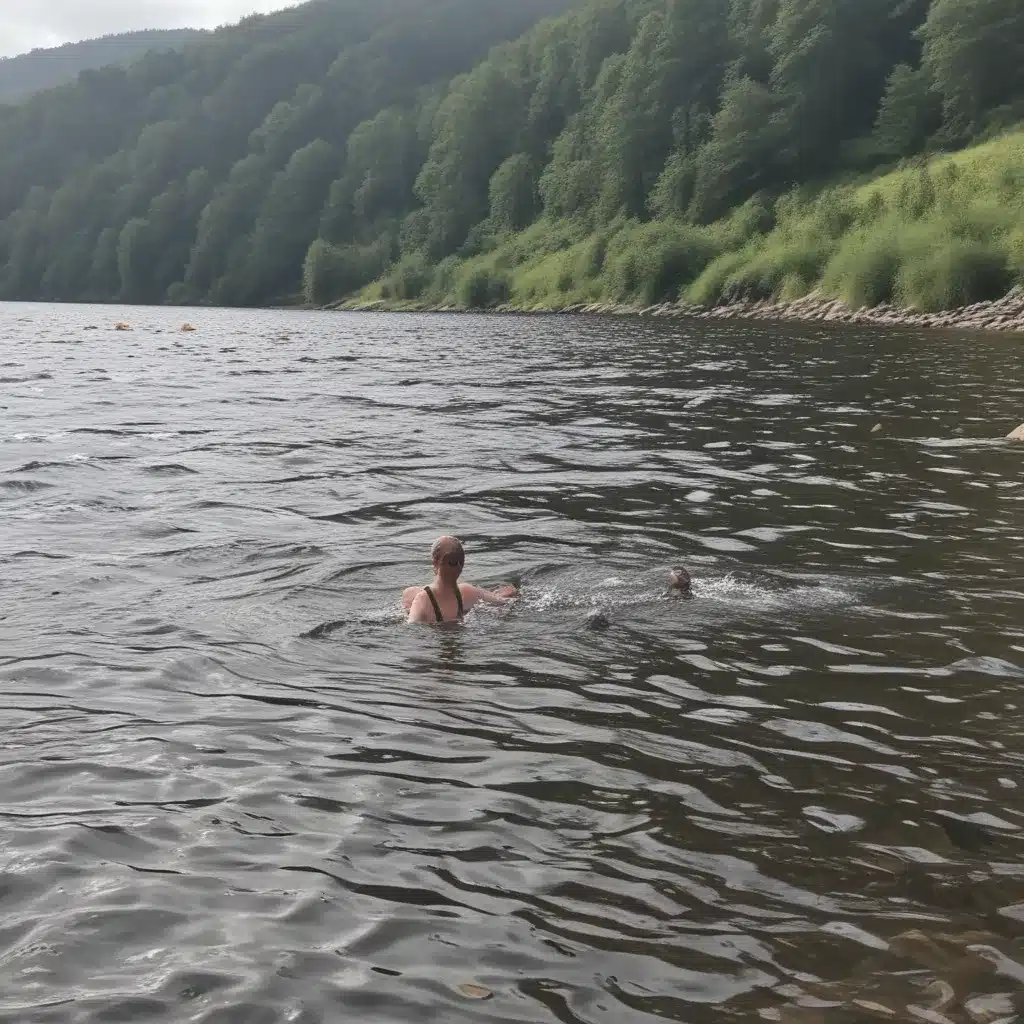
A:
<box><xmin>423</xmin><ymin>586</ymin><xmax>464</xmax><ymax>622</ymax></box>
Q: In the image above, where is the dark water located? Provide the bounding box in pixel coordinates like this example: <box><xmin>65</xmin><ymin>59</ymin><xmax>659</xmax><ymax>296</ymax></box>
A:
<box><xmin>2</xmin><ymin>302</ymin><xmax>1024</xmax><ymax>1024</ymax></box>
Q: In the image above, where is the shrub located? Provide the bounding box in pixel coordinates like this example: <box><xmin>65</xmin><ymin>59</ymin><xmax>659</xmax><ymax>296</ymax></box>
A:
<box><xmin>302</xmin><ymin>236</ymin><xmax>392</xmax><ymax>305</ymax></box>
<box><xmin>897</xmin><ymin>234</ymin><xmax>1012</xmax><ymax>310</ymax></box>
<box><xmin>579</xmin><ymin>231</ymin><xmax>610</xmax><ymax>279</ymax></box>
<box><xmin>822</xmin><ymin>226</ymin><xmax>902</xmax><ymax>307</ymax></box>
<box><xmin>894</xmin><ymin>167</ymin><xmax>937</xmax><ymax>219</ymax></box>
<box><xmin>809</xmin><ymin>187</ymin><xmax>858</xmax><ymax>240</ymax></box>
<box><xmin>603</xmin><ymin>221</ymin><xmax>719</xmax><ymax>304</ymax></box>
<box><xmin>685</xmin><ymin>246</ymin><xmax>760</xmax><ymax>306</ymax></box>
<box><xmin>457</xmin><ymin>265</ymin><xmax>510</xmax><ymax>308</ymax></box>
<box><xmin>386</xmin><ymin>253</ymin><xmax>432</xmax><ymax>300</ymax></box>
<box><xmin>425</xmin><ymin>255</ymin><xmax>461</xmax><ymax>302</ymax></box>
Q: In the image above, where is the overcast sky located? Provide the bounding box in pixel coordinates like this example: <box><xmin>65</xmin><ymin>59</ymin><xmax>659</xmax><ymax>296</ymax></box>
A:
<box><xmin>0</xmin><ymin>1</ymin><xmax>296</xmax><ymax>59</ymax></box>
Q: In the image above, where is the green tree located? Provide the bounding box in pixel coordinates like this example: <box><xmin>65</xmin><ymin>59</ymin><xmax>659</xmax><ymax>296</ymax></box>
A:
<box><xmin>489</xmin><ymin>154</ymin><xmax>539</xmax><ymax>231</ymax></box>
<box><xmin>920</xmin><ymin>0</ymin><xmax>1024</xmax><ymax>137</ymax></box>
<box><xmin>691</xmin><ymin>76</ymin><xmax>781</xmax><ymax>222</ymax></box>
<box><xmin>232</xmin><ymin>139</ymin><xmax>340</xmax><ymax>304</ymax></box>
<box><xmin>873</xmin><ymin>63</ymin><xmax>942</xmax><ymax>157</ymax></box>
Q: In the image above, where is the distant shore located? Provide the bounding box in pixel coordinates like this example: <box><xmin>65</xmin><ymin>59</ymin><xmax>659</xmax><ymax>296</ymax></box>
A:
<box><xmin>333</xmin><ymin>287</ymin><xmax>1024</xmax><ymax>333</ymax></box>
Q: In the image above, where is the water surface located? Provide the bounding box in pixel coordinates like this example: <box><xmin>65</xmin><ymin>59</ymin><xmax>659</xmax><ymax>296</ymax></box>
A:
<box><xmin>2</xmin><ymin>303</ymin><xmax>1024</xmax><ymax>1023</ymax></box>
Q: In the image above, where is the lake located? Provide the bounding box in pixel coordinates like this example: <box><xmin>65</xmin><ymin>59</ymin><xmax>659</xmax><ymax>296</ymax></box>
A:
<box><xmin>2</xmin><ymin>302</ymin><xmax>1023</xmax><ymax>1024</ymax></box>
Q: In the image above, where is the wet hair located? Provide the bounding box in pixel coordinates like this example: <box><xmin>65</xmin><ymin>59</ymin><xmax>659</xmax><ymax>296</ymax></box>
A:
<box><xmin>669</xmin><ymin>567</ymin><xmax>692</xmax><ymax>591</ymax></box>
<box><xmin>431</xmin><ymin>535</ymin><xmax>465</xmax><ymax>566</ymax></box>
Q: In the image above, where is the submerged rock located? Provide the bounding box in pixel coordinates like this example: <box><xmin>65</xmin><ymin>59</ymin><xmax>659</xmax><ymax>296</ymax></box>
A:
<box><xmin>584</xmin><ymin>610</ymin><xmax>610</xmax><ymax>631</ymax></box>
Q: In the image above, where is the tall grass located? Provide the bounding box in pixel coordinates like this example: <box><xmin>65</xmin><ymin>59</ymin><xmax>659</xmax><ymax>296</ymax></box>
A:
<box><xmin>686</xmin><ymin>133</ymin><xmax>1024</xmax><ymax>309</ymax></box>
<box><xmin>353</xmin><ymin>131</ymin><xmax>1024</xmax><ymax>312</ymax></box>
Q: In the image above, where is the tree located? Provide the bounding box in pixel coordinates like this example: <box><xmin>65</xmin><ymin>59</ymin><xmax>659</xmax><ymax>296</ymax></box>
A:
<box><xmin>921</xmin><ymin>0</ymin><xmax>1024</xmax><ymax>137</ymax></box>
<box><xmin>873</xmin><ymin>63</ymin><xmax>942</xmax><ymax>157</ymax></box>
<box><xmin>489</xmin><ymin>154</ymin><xmax>539</xmax><ymax>231</ymax></box>
<box><xmin>232</xmin><ymin>139</ymin><xmax>340</xmax><ymax>303</ymax></box>
<box><xmin>691</xmin><ymin>76</ymin><xmax>782</xmax><ymax>222</ymax></box>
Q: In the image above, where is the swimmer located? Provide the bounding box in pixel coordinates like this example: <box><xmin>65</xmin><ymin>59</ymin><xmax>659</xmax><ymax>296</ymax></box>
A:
<box><xmin>668</xmin><ymin>566</ymin><xmax>693</xmax><ymax>596</ymax></box>
<box><xmin>404</xmin><ymin>536</ymin><xmax>517</xmax><ymax>624</ymax></box>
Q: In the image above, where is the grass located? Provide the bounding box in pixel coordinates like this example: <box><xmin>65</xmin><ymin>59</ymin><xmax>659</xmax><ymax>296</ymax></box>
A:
<box><xmin>348</xmin><ymin>130</ymin><xmax>1024</xmax><ymax>312</ymax></box>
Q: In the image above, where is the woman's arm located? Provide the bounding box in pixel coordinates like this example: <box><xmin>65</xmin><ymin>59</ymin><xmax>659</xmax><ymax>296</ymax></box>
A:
<box><xmin>463</xmin><ymin>583</ymin><xmax>518</xmax><ymax>606</ymax></box>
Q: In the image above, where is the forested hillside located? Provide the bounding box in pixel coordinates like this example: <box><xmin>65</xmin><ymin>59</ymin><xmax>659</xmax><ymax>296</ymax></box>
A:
<box><xmin>0</xmin><ymin>0</ymin><xmax>577</xmax><ymax>306</ymax></box>
<box><xmin>0</xmin><ymin>30</ymin><xmax>207</xmax><ymax>105</ymax></box>
<box><xmin>1</xmin><ymin>0</ymin><xmax>1022</xmax><ymax>311</ymax></box>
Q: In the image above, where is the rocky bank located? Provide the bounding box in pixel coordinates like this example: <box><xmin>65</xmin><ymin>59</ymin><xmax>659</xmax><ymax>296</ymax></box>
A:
<box><xmin>340</xmin><ymin>286</ymin><xmax>1024</xmax><ymax>333</ymax></box>
<box><xmin>555</xmin><ymin>286</ymin><xmax>1024</xmax><ymax>333</ymax></box>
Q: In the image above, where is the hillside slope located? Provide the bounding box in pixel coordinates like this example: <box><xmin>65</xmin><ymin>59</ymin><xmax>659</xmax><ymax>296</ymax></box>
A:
<box><xmin>1</xmin><ymin>0</ymin><xmax>1022</xmax><ymax>312</ymax></box>
<box><xmin>0</xmin><ymin>0</ymin><xmax>577</xmax><ymax>306</ymax></box>
<box><xmin>351</xmin><ymin>130</ymin><xmax>1024</xmax><ymax>314</ymax></box>
<box><xmin>0</xmin><ymin>30</ymin><xmax>207</xmax><ymax>105</ymax></box>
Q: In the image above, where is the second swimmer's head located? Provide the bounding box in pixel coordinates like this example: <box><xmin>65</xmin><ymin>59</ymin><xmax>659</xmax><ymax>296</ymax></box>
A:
<box><xmin>668</xmin><ymin>567</ymin><xmax>692</xmax><ymax>593</ymax></box>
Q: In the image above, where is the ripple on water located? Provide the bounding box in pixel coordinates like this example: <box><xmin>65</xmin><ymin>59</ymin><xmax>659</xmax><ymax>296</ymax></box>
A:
<box><xmin>0</xmin><ymin>305</ymin><xmax>1023</xmax><ymax>1024</ymax></box>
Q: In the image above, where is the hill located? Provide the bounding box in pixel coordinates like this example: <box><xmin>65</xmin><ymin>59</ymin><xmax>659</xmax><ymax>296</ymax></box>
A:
<box><xmin>353</xmin><ymin>130</ymin><xmax>1024</xmax><ymax>316</ymax></box>
<box><xmin>0</xmin><ymin>0</ymin><xmax>578</xmax><ymax>306</ymax></box>
<box><xmin>0</xmin><ymin>0</ymin><xmax>1022</xmax><ymax>311</ymax></box>
<box><xmin>0</xmin><ymin>30</ymin><xmax>208</xmax><ymax>105</ymax></box>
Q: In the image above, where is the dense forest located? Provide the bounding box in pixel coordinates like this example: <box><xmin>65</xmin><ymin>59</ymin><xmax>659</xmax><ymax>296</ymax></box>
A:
<box><xmin>0</xmin><ymin>0</ymin><xmax>1022</xmax><ymax>311</ymax></box>
<box><xmin>0</xmin><ymin>30</ymin><xmax>207</xmax><ymax>105</ymax></box>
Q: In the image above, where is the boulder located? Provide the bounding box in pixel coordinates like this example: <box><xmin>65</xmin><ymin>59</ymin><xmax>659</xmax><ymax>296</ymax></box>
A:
<box><xmin>1007</xmin><ymin>423</ymin><xmax>1024</xmax><ymax>441</ymax></box>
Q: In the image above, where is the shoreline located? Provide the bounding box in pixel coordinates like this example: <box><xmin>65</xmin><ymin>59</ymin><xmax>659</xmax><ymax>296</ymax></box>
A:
<box><xmin>334</xmin><ymin>287</ymin><xmax>1024</xmax><ymax>333</ymax></box>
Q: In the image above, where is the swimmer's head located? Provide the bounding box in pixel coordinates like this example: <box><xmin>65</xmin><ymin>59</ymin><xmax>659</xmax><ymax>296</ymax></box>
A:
<box><xmin>431</xmin><ymin>535</ymin><xmax>465</xmax><ymax>581</ymax></box>
<box><xmin>668</xmin><ymin>567</ymin><xmax>692</xmax><ymax>593</ymax></box>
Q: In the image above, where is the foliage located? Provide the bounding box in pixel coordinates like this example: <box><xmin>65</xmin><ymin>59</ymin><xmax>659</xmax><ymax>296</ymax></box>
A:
<box><xmin>1</xmin><ymin>0</ymin><xmax>1023</xmax><ymax>310</ymax></box>
<box><xmin>0</xmin><ymin>0</ymin><xmax>576</xmax><ymax>306</ymax></box>
<box><xmin>0</xmin><ymin>30</ymin><xmax>206</xmax><ymax>105</ymax></box>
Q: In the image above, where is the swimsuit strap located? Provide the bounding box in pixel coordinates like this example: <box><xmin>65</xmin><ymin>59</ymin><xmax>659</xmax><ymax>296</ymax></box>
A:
<box><xmin>423</xmin><ymin>586</ymin><xmax>444</xmax><ymax>623</ymax></box>
<box><xmin>456</xmin><ymin>587</ymin><xmax>464</xmax><ymax>619</ymax></box>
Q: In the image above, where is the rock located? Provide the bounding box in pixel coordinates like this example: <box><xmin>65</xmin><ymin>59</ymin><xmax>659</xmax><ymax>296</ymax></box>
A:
<box><xmin>584</xmin><ymin>610</ymin><xmax>610</xmax><ymax>631</ymax></box>
<box><xmin>456</xmin><ymin>983</ymin><xmax>493</xmax><ymax>1000</ymax></box>
<box><xmin>114</xmin><ymin>322</ymin><xmax>132</xmax><ymax>330</ymax></box>
<box><xmin>1006</xmin><ymin>424</ymin><xmax>1024</xmax><ymax>441</ymax></box>
<box><xmin>871</xmin><ymin>423</ymin><xmax>883</xmax><ymax>433</ymax></box>
<box><xmin>181</xmin><ymin>323</ymin><xmax>196</xmax><ymax>332</ymax></box>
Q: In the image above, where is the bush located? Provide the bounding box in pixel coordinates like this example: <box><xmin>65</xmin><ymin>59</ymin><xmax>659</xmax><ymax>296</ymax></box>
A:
<box><xmin>603</xmin><ymin>221</ymin><xmax>720</xmax><ymax>304</ymax></box>
<box><xmin>897</xmin><ymin>235</ymin><xmax>1012</xmax><ymax>310</ymax></box>
<box><xmin>385</xmin><ymin>253</ymin><xmax>432</xmax><ymax>300</ymax></box>
<box><xmin>822</xmin><ymin>226</ymin><xmax>902</xmax><ymax>307</ymax></box>
<box><xmin>809</xmin><ymin>187</ymin><xmax>859</xmax><ymax>239</ymax></box>
<box><xmin>457</xmin><ymin>265</ymin><xmax>510</xmax><ymax>308</ymax></box>
<box><xmin>302</xmin><ymin>236</ymin><xmax>393</xmax><ymax>305</ymax></box>
<box><xmin>715</xmin><ymin>196</ymin><xmax>775</xmax><ymax>247</ymax></box>
<box><xmin>685</xmin><ymin>247</ymin><xmax>759</xmax><ymax>306</ymax></box>
<box><xmin>894</xmin><ymin>167</ymin><xmax>937</xmax><ymax>219</ymax></box>
<box><xmin>579</xmin><ymin>231</ymin><xmax>610</xmax><ymax>279</ymax></box>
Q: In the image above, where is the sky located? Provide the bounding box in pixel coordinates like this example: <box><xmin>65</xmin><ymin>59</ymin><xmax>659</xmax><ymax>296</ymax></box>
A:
<box><xmin>0</xmin><ymin>1</ymin><xmax>296</xmax><ymax>59</ymax></box>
